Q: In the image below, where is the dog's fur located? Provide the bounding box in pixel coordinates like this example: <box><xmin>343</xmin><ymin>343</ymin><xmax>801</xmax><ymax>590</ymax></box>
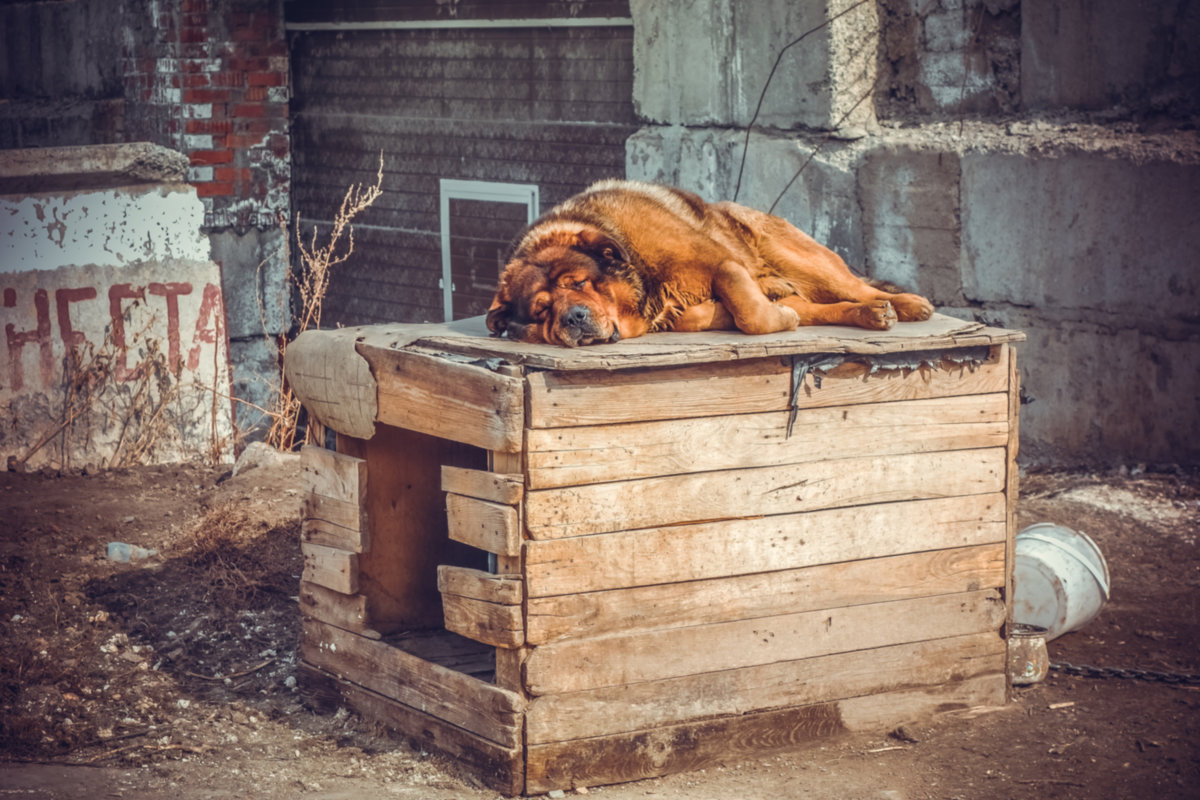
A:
<box><xmin>486</xmin><ymin>179</ymin><xmax>933</xmax><ymax>347</ymax></box>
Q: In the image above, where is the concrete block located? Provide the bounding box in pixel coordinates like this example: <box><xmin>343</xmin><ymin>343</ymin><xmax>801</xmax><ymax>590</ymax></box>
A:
<box><xmin>974</xmin><ymin>309</ymin><xmax>1200</xmax><ymax>467</ymax></box>
<box><xmin>210</xmin><ymin>226</ymin><xmax>291</xmax><ymax>339</ymax></box>
<box><xmin>961</xmin><ymin>152</ymin><xmax>1200</xmax><ymax>325</ymax></box>
<box><xmin>858</xmin><ymin>143</ymin><xmax>964</xmax><ymax>303</ymax></box>
<box><xmin>1021</xmin><ymin>0</ymin><xmax>1200</xmax><ymax>116</ymax></box>
<box><xmin>632</xmin><ymin>0</ymin><xmax>878</xmax><ymax>129</ymax></box>
<box><xmin>229</xmin><ymin>334</ymin><xmax>283</xmax><ymax>441</ymax></box>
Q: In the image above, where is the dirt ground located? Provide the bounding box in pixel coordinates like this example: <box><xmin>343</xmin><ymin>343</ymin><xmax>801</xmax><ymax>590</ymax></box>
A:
<box><xmin>0</xmin><ymin>455</ymin><xmax>1197</xmax><ymax>799</ymax></box>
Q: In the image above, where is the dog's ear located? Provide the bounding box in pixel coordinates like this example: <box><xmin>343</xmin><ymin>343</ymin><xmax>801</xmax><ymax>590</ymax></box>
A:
<box><xmin>485</xmin><ymin>296</ymin><xmax>511</xmax><ymax>337</ymax></box>
<box><xmin>573</xmin><ymin>228</ymin><xmax>628</xmax><ymax>269</ymax></box>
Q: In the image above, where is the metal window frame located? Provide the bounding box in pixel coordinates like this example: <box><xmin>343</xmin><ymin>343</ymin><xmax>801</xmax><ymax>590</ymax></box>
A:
<box><xmin>439</xmin><ymin>179</ymin><xmax>540</xmax><ymax>323</ymax></box>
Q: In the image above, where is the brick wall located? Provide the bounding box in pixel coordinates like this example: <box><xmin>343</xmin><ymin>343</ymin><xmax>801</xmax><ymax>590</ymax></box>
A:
<box><xmin>120</xmin><ymin>0</ymin><xmax>290</xmax><ymax>230</ymax></box>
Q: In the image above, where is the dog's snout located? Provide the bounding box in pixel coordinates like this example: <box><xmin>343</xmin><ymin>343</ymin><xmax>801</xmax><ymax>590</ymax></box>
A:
<box><xmin>563</xmin><ymin>305</ymin><xmax>591</xmax><ymax>327</ymax></box>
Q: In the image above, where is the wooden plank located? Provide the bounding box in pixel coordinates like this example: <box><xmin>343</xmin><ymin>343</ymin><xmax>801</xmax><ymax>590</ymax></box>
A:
<box><xmin>301</xmin><ymin>516</ymin><xmax>366</xmax><ymax>554</ymax></box>
<box><xmin>523</xmin><ymin>672</ymin><xmax>1004</xmax><ymax>793</ymax></box>
<box><xmin>1004</xmin><ymin>344</ymin><xmax>1020</xmax><ymax>700</ymax></box>
<box><xmin>437</xmin><ymin>565</ymin><xmax>522</xmax><ymax>605</ymax></box>
<box><xmin>527</xmin><ymin>543</ymin><xmax>1005</xmax><ymax>644</ymax></box>
<box><xmin>526</xmin><ymin>631</ymin><xmax>1003</xmax><ymax>743</ymax></box>
<box><xmin>302</xmin><ymin>444</ymin><xmax>367</xmax><ymax>504</ymax></box>
<box><xmin>297</xmin><ymin>662</ymin><xmax>523</xmax><ymax>797</ymax></box>
<box><xmin>301</xmin><ymin>542</ymin><xmax>359</xmax><ymax>595</ymax></box>
<box><xmin>301</xmin><ymin>445</ymin><xmax>369</xmax><ymax>551</ymax></box>
<box><xmin>441</xmin><ymin>593</ymin><xmax>524</xmax><ymax>649</ymax></box>
<box><xmin>524</xmin><ymin>589</ymin><xmax>1005</xmax><ymax>695</ymax></box>
<box><xmin>298</xmin><ymin>580</ymin><xmax>368</xmax><ymax>633</ymax></box>
<box><xmin>525</xmin><ymin>357</ymin><xmax>791</xmax><ymax>428</ymax></box>
<box><xmin>525</xmin><ymin>493</ymin><xmax>1007</xmax><ymax>596</ymax></box>
<box><xmin>526</xmin><ymin>393</ymin><xmax>1010</xmax><ymax>489</ymax></box>
<box><xmin>301</xmin><ymin>618</ymin><xmax>523</xmax><ymax>748</ymax></box>
<box><xmin>523</xmin><ymin>345</ymin><xmax>1011</xmax><ymax>430</ymax></box>
<box><xmin>358</xmin><ymin>344</ymin><xmax>524</xmax><ymax>452</ymax></box>
<box><xmin>441</xmin><ymin>465</ymin><xmax>524</xmax><ymax>504</ymax></box>
<box><xmin>525</xmin><ymin>447</ymin><xmax>1007</xmax><ymax>539</ymax></box>
<box><xmin>446</xmin><ymin>493</ymin><xmax>521</xmax><ymax>556</ymax></box>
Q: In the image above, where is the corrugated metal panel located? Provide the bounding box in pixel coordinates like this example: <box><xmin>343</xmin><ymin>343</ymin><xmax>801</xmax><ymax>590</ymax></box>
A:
<box><xmin>289</xmin><ymin>2</ymin><xmax>635</xmax><ymax>326</ymax></box>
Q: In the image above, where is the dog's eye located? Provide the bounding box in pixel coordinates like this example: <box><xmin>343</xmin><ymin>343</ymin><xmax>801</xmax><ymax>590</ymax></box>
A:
<box><xmin>573</xmin><ymin>280</ymin><xmax>588</xmax><ymax>291</ymax></box>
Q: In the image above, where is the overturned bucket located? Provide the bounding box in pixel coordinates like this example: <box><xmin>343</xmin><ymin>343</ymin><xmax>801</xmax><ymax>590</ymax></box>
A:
<box><xmin>1013</xmin><ymin>522</ymin><xmax>1111</xmax><ymax>641</ymax></box>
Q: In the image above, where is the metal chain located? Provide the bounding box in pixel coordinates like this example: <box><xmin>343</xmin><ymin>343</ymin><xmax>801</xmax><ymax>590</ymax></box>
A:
<box><xmin>1050</xmin><ymin>661</ymin><xmax>1200</xmax><ymax>686</ymax></box>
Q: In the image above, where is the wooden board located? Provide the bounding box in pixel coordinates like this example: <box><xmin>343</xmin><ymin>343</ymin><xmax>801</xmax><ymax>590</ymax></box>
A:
<box><xmin>446</xmin><ymin>493</ymin><xmax>521</xmax><ymax>557</ymax></box>
<box><xmin>526</xmin><ymin>393</ymin><xmax>1010</xmax><ymax>488</ymax></box>
<box><xmin>524</xmin><ymin>589</ymin><xmax>1005</xmax><ymax>695</ymax></box>
<box><xmin>358</xmin><ymin>344</ymin><xmax>524</xmax><ymax>452</ymax></box>
<box><xmin>298</xmin><ymin>580</ymin><xmax>369</xmax><ymax>633</ymax></box>
<box><xmin>301</xmin><ymin>618</ymin><xmax>523</xmax><ymax>748</ymax></box>
<box><xmin>301</xmin><ymin>444</ymin><xmax>369</xmax><ymax>552</ymax></box>
<box><xmin>371</xmin><ymin>313</ymin><xmax>1024</xmax><ymax>373</ymax></box>
<box><xmin>441</xmin><ymin>466</ymin><xmax>524</xmax><ymax>505</ymax></box>
<box><xmin>524</xmin><ymin>344</ymin><xmax>1010</xmax><ymax>430</ymax></box>
<box><xmin>437</xmin><ymin>565</ymin><xmax>522</xmax><ymax>605</ymax></box>
<box><xmin>300</xmin><ymin>542</ymin><xmax>359</xmax><ymax>595</ymax></box>
<box><xmin>525</xmin><ymin>493</ymin><xmax>1007</xmax><ymax>596</ymax></box>
<box><xmin>441</xmin><ymin>593</ymin><xmax>524</xmax><ymax>649</ymax></box>
<box><xmin>526</xmin><ymin>631</ymin><xmax>1004</xmax><ymax>743</ymax></box>
<box><xmin>526</xmin><ymin>543</ymin><xmax>1005</xmax><ymax>644</ymax></box>
<box><xmin>524</xmin><ymin>673</ymin><xmax>1005</xmax><ymax>794</ymax></box>
<box><xmin>298</xmin><ymin>662</ymin><xmax>523</xmax><ymax>796</ymax></box>
<box><xmin>525</xmin><ymin>447</ymin><xmax>1007</xmax><ymax>539</ymax></box>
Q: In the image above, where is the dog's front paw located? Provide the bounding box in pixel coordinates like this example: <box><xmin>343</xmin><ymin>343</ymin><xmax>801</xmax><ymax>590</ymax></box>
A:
<box><xmin>776</xmin><ymin>304</ymin><xmax>801</xmax><ymax>330</ymax></box>
<box><xmin>891</xmin><ymin>293</ymin><xmax>934</xmax><ymax>321</ymax></box>
<box><xmin>857</xmin><ymin>300</ymin><xmax>897</xmax><ymax>330</ymax></box>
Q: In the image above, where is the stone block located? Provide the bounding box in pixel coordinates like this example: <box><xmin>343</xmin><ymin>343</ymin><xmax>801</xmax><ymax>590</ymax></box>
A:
<box><xmin>209</xmin><ymin>226</ymin><xmax>291</xmax><ymax>339</ymax></box>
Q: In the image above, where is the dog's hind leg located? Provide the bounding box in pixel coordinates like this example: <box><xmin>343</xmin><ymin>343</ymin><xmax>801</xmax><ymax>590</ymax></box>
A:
<box><xmin>712</xmin><ymin>261</ymin><xmax>801</xmax><ymax>334</ymax></box>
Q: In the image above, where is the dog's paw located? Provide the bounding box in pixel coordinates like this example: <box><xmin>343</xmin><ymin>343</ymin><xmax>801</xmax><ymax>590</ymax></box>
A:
<box><xmin>857</xmin><ymin>300</ymin><xmax>897</xmax><ymax>330</ymax></box>
<box><xmin>776</xmin><ymin>304</ymin><xmax>801</xmax><ymax>330</ymax></box>
<box><xmin>891</xmin><ymin>293</ymin><xmax>934</xmax><ymax>322</ymax></box>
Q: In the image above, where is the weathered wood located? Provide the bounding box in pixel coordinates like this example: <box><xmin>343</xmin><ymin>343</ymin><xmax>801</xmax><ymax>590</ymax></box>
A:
<box><xmin>301</xmin><ymin>517</ymin><xmax>366</xmax><ymax>554</ymax></box>
<box><xmin>525</xmin><ymin>447</ymin><xmax>1006</xmax><ymax>539</ymax></box>
<box><xmin>524</xmin><ymin>589</ymin><xmax>1005</xmax><ymax>695</ymax></box>
<box><xmin>526</xmin><ymin>701</ymin><xmax>845</xmax><ymax>793</ymax></box>
<box><xmin>526</xmin><ymin>358</ymin><xmax>790</xmax><ymax>428</ymax></box>
<box><xmin>838</xmin><ymin>672</ymin><xmax>1007</xmax><ymax>731</ymax></box>
<box><xmin>358</xmin><ymin>344</ymin><xmax>525</xmax><ymax>452</ymax></box>
<box><xmin>1004</xmin><ymin>344</ymin><xmax>1020</xmax><ymax>692</ymax></box>
<box><xmin>527</xmin><ymin>543</ymin><xmax>1005</xmax><ymax>644</ymax></box>
<box><xmin>525</xmin><ymin>631</ymin><xmax>1003</xmax><ymax>744</ymax></box>
<box><xmin>440</xmin><ymin>465</ymin><xmax>524</xmax><ymax>504</ymax></box>
<box><xmin>525</xmin><ymin>493</ymin><xmax>1006</xmax><ymax>596</ymax></box>
<box><xmin>301</xmin><ymin>445</ymin><xmax>369</xmax><ymax>551</ymax></box>
<box><xmin>301</xmin><ymin>618</ymin><xmax>523</xmax><ymax>748</ymax></box>
<box><xmin>437</xmin><ymin>565</ymin><xmax>523</xmax><ymax>605</ymax></box>
<box><xmin>301</xmin><ymin>542</ymin><xmax>359</xmax><ymax>595</ymax></box>
<box><xmin>523</xmin><ymin>342</ymin><xmax>1011</xmax><ymax>431</ymax></box>
<box><xmin>527</xmin><ymin>393</ymin><xmax>1010</xmax><ymax>488</ymax></box>
<box><xmin>446</xmin><ymin>493</ymin><xmax>521</xmax><ymax>557</ymax></box>
<box><xmin>441</xmin><ymin>593</ymin><xmax>524</xmax><ymax>649</ymax></box>
<box><xmin>298</xmin><ymin>661</ymin><xmax>523</xmax><ymax>797</ymax></box>
<box><xmin>298</xmin><ymin>580</ymin><xmax>368</xmax><ymax>633</ymax></box>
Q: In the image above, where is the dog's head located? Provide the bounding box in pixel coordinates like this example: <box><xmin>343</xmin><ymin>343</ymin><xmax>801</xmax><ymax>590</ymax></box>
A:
<box><xmin>486</xmin><ymin>228</ymin><xmax>639</xmax><ymax>347</ymax></box>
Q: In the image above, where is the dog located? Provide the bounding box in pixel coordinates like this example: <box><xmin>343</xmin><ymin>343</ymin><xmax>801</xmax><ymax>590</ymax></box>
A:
<box><xmin>486</xmin><ymin>179</ymin><xmax>933</xmax><ymax>347</ymax></box>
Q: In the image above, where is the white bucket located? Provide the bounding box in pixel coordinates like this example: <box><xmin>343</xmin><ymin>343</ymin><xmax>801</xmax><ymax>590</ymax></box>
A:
<box><xmin>1013</xmin><ymin>522</ymin><xmax>1111</xmax><ymax>641</ymax></box>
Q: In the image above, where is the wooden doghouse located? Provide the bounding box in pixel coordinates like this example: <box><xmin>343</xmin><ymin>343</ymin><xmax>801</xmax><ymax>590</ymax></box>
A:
<box><xmin>285</xmin><ymin>314</ymin><xmax>1024</xmax><ymax>796</ymax></box>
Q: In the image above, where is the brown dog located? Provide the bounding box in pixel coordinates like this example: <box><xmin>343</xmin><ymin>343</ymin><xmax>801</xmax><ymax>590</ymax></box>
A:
<box><xmin>486</xmin><ymin>180</ymin><xmax>933</xmax><ymax>347</ymax></box>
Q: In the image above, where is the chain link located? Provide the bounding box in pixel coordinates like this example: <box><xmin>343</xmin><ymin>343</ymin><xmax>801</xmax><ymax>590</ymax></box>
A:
<box><xmin>1050</xmin><ymin>661</ymin><xmax>1200</xmax><ymax>686</ymax></box>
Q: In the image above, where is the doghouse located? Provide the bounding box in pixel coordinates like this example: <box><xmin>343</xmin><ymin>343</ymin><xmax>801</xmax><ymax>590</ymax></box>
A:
<box><xmin>285</xmin><ymin>313</ymin><xmax>1024</xmax><ymax>795</ymax></box>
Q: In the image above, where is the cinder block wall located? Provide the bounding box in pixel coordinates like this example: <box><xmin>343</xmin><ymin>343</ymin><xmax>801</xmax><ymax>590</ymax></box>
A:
<box><xmin>627</xmin><ymin>0</ymin><xmax>1200</xmax><ymax>467</ymax></box>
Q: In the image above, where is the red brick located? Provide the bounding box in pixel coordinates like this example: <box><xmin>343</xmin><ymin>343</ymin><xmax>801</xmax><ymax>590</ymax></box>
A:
<box><xmin>215</xmin><ymin>167</ymin><xmax>252</xmax><ymax>183</ymax></box>
<box><xmin>244</xmin><ymin>86</ymin><xmax>268</xmax><ymax>102</ymax></box>
<box><xmin>186</xmin><ymin>119</ymin><xmax>232</xmax><ymax>135</ymax></box>
<box><xmin>189</xmin><ymin>149</ymin><xmax>234</xmax><ymax>166</ymax></box>
<box><xmin>247</xmin><ymin>71</ymin><xmax>286</xmax><ymax>88</ymax></box>
<box><xmin>231</xmin><ymin>102</ymin><xmax>266</xmax><ymax>118</ymax></box>
<box><xmin>195</xmin><ymin>181</ymin><xmax>234</xmax><ymax>198</ymax></box>
<box><xmin>227</xmin><ymin>56</ymin><xmax>268</xmax><ymax>72</ymax></box>
<box><xmin>181</xmin><ymin>73</ymin><xmax>210</xmax><ymax>88</ymax></box>
<box><xmin>181</xmin><ymin>0</ymin><xmax>209</xmax><ymax>13</ymax></box>
<box><xmin>210</xmin><ymin>70</ymin><xmax>246</xmax><ymax>88</ymax></box>
<box><xmin>184</xmin><ymin>88</ymin><xmax>231</xmax><ymax>104</ymax></box>
<box><xmin>179</xmin><ymin>28</ymin><xmax>207</xmax><ymax>44</ymax></box>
